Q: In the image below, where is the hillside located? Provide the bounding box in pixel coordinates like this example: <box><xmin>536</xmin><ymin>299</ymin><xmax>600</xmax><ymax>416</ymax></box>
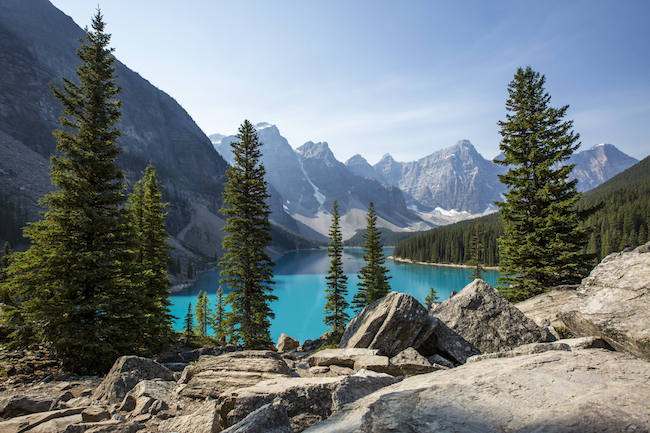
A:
<box><xmin>393</xmin><ymin>155</ymin><xmax>650</xmax><ymax>267</ymax></box>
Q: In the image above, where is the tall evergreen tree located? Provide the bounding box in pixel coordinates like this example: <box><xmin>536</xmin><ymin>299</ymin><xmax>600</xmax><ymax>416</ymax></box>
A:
<box><xmin>468</xmin><ymin>221</ymin><xmax>485</xmax><ymax>281</ymax></box>
<box><xmin>353</xmin><ymin>201</ymin><xmax>391</xmax><ymax>311</ymax></box>
<box><xmin>183</xmin><ymin>302</ymin><xmax>194</xmax><ymax>339</ymax></box>
<box><xmin>194</xmin><ymin>290</ymin><xmax>211</xmax><ymax>337</ymax></box>
<box><xmin>212</xmin><ymin>286</ymin><xmax>228</xmax><ymax>344</ymax></box>
<box><xmin>495</xmin><ymin>66</ymin><xmax>595</xmax><ymax>301</ymax></box>
<box><xmin>324</xmin><ymin>200</ymin><xmax>349</xmax><ymax>340</ymax></box>
<box><xmin>219</xmin><ymin>120</ymin><xmax>276</xmax><ymax>348</ymax></box>
<box><xmin>0</xmin><ymin>10</ymin><xmax>145</xmax><ymax>373</ymax></box>
<box><xmin>127</xmin><ymin>163</ymin><xmax>174</xmax><ymax>352</ymax></box>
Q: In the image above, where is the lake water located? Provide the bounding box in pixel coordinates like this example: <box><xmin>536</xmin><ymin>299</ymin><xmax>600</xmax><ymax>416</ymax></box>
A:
<box><xmin>169</xmin><ymin>248</ymin><xmax>499</xmax><ymax>344</ymax></box>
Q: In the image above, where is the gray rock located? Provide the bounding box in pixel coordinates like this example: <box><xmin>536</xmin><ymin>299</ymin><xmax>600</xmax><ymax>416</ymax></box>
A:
<box><xmin>466</xmin><ymin>341</ymin><xmax>573</xmax><ymax>363</ymax></box>
<box><xmin>221</xmin><ymin>400</ymin><xmax>293</xmax><ymax>433</ymax></box>
<box><xmin>389</xmin><ymin>347</ymin><xmax>442</xmax><ymax>376</ymax></box>
<box><xmin>178</xmin><ymin>350</ymin><xmax>291</xmax><ymax>399</ymax></box>
<box><xmin>158</xmin><ymin>400</ymin><xmax>219</xmax><ymax>433</ymax></box>
<box><xmin>632</xmin><ymin>240</ymin><xmax>650</xmax><ymax>253</ymax></box>
<box><xmin>217</xmin><ymin>371</ymin><xmax>400</xmax><ymax>432</ymax></box>
<box><xmin>308</xmin><ymin>348</ymin><xmax>379</xmax><ymax>368</ymax></box>
<box><xmin>303</xmin><ymin>349</ymin><xmax>650</xmax><ymax>433</ymax></box>
<box><xmin>515</xmin><ymin>287</ymin><xmax>579</xmax><ymax>329</ymax></box>
<box><xmin>0</xmin><ymin>408</ymin><xmax>84</xmax><ymax>433</ymax></box>
<box><xmin>427</xmin><ymin>354</ymin><xmax>454</xmax><ymax>369</ymax></box>
<box><xmin>352</xmin><ymin>355</ymin><xmax>390</xmax><ymax>373</ymax></box>
<box><xmin>559</xmin><ymin>251</ymin><xmax>650</xmax><ymax>361</ymax></box>
<box><xmin>416</xmin><ymin>316</ymin><xmax>479</xmax><ymax>364</ymax></box>
<box><xmin>277</xmin><ymin>333</ymin><xmax>299</xmax><ymax>352</ymax></box>
<box><xmin>91</xmin><ymin>356</ymin><xmax>174</xmax><ymax>404</ymax></box>
<box><xmin>430</xmin><ymin>279</ymin><xmax>551</xmax><ymax>357</ymax></box>
<box><xmin>81</xmin><ymin>406</ymin><xmax>111</xmax><ymax>422</ymax></box>
<box><xmin>339</xmin><ymin>292</ymin><xmax>432</xmax><ymax>357</ymax></box>
<box><xmin>0</xmin><ymin>394</ymin><xmax>65</xmax><ymax>418</ymax></box>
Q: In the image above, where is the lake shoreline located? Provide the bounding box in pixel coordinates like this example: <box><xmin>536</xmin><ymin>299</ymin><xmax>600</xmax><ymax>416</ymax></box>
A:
<box><xmin>388</xmin><ymin>255</ymin><xmax>499</xmax><ymax>271</ymax></box>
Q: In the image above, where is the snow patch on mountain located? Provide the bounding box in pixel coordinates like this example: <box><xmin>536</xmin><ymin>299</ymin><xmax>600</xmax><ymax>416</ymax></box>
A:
<box><xmin>297</xmin><ymin>155</ymin><xmax>326</xmax><ymax>209</ymax></box>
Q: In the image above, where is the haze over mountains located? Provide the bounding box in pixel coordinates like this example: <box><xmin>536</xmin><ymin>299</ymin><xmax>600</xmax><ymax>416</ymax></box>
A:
<box><xmin>0</xmin><ymin>0</ymin><xmax>643</xmax><ymax>263</ymax></box>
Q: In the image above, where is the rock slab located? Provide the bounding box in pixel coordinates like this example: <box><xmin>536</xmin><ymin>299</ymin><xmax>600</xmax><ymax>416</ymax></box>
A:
<box><xmin>559</xmin><ymin>251</ymin><xmax>650</xmax><ymax>361</ymax></box>
<box><xmin>304</xmin><ymin>348</ymin><xmax>650</xmax><ymax>433</ymax></box>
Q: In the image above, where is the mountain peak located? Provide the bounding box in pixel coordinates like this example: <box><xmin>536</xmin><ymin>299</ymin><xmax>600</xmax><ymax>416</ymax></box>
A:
<box><xmin>345</xmin><ymin>154</ymin><xmax>369</xmax><ymax>165</ymax></box>
<box><xmin>297</xmin><ymin>141</ymin><xmax>335</xmax><ymax>160</ymax></box>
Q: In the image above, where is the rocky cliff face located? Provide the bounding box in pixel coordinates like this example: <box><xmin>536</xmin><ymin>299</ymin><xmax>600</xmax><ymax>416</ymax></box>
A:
<box><xmin>348</xmin><ymin>140</ymin><xmax>505</xmax><ymax>213</ymax></box>
<box><xmin>347</xmin><ymin>140</ymin><xmax>639</xmax><ymax>214</ymax></box>
<box><xmin>214</xmin><ymin>124</ymin><xmax>425</xmax><ymax>240</ymax></box>
<box><xmin>563</xmin><ymin>143</ymin><xmax>639</xmax><ymax>192</ymax></box>
<box><xmin>0</xmin><ymin>0</ymin><xmax>228</xmax><ymax>240</ymax></box>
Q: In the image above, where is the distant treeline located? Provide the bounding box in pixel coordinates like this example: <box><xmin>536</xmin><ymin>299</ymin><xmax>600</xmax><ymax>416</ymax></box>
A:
<box><xmin>393</xmin><ymin>213</ymin><xmax>503</xmax><ymax>266</ymax></box>
<box><xmin>393</xmin><ymin>155</ymin><xmax>650</xmax><ymax>267</ymax></box>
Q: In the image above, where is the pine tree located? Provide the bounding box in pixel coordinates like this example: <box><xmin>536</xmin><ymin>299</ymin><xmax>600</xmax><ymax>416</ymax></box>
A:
<box><xmin>127</xmin><ymin>163</ymin><xmax>174</xmax><ymax>352</ymax></box>
<box><xmin>212</xmin><ymin>286</ymin><xmax>228</xmax><ymax>344</ymax></box>
<box><xmin>468</xmin><ymin>221</ymin><xmax>485</xmax><ymax>281</ymax></box>
<box><xmin>219</xmin><ymin>120</ymin><xmax>276</xmax><ymax>348</ymax></box>
<box><xmin>323</xmin><ymin>200</ymin><xmax>349</xmax><ymax>340</ymax></box>
<box><xmin>424</xmin><ymin>287</ymin><xmax>439</xmax><ymax>309</ymax></box>
<box><xmin>495</xmin><ymin>66</ymin><xmax>596</xmax><ymax>301</ymax></box>
<box><xmin>194</xmin><ymin>290</ymin><xmax>211</xmax><ymax>338</ymax></box>
<box><xmin>183</xmin><ymin>302</ymin><xmax>194</xmax><ymax>339</ymax></box>
<box><xmin>0</xmin><ymin>10</ymin><xmax>148</xmax><ymax>373</ymax></box>
<box><xmin>353</xmin><ymin>201</ymin><xmax>391</xmax><ymax>311</ymax></box>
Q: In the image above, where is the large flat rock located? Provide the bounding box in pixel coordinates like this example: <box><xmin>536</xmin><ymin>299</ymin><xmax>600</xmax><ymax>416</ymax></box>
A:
<box><xmin>515</xmin><ymin>287</ymin><xmax>579</xmax><ymax>329</ymax></box>
<box><xmin>178</xmin><ymin>350</ymin><xmax>291</xmax><ymax>399</ymax></box>
<box><xmin>304</xmin><ymin>348</ymin><xmax>650</xmax><ymax>433</ymax></box>
<box><xmin>217</xmin><ymin>371</ymin><xmax>400</xmax><ymax>432</ymax></box>
<box><xmin>559</xmin><ymin>251</ymin><xmax>650</xmax><ymax>361</ymax></box>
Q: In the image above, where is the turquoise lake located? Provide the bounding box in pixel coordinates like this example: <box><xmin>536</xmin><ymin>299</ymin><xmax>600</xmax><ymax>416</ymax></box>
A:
<box><xmin>169</xmin><ymin>248</ymin><xmax>499</xmax><ymax>344</ymax></box>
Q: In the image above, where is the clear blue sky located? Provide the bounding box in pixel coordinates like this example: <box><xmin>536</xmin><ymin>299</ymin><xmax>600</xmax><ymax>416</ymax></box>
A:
<box><xmin>49</xmin><ymin>0</ymin><xmax>650</xmax><ymax>164</ymax></box>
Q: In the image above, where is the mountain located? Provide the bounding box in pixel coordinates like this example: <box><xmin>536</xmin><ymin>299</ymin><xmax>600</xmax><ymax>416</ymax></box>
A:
<box><xmin>214</xmin><ymin>124</ymin><xmax>434</xmax><ymax>240</ymax></box>
<box><xmin>348</xmin><ymin>141</ymin><xmax>639</xmax><ymax>214</ymax></box>
<box><xmin>0</xmin><ymin>0</ymin><xmax>229</xmax><ymax>243</ymax></box>
<box><xmin>347</xmin><ymin>140</ymin><xmax>505</xmax><ymax>214</ymax></box>
<box><xmin>563</xmin><ymin>143</ymin><xmax>639</xmax><ymax>192</ymax></box>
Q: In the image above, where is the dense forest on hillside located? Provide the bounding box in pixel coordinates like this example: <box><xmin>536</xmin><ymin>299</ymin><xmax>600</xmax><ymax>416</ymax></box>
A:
<box><xmin>393</xmin><ymin>155</ymin><xmax>650</xmax><ymax>267</ymax></box>
<box><xmin>344</xmin><ymin>228</ymin><xmax>421</xmax><ymax>247</ymax></box>
<box><xmin>393</xmin><ymin>213</ymin><xmax>503</xmax><ymax>266</ymax></box>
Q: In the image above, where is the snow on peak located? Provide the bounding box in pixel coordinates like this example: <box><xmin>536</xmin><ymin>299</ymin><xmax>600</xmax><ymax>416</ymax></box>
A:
<box><xmin>255</xmin><ymin>122</ymin><xmax>273</xmax><ymax>131</ymax></box>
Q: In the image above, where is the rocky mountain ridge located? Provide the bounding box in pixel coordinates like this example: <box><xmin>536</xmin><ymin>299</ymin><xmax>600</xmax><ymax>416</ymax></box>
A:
<box><xmin>213</xmin><ymin>123</ymin><xmax>436</xmax><ymax>241</ymax></box>
<box><xmin>347</xmin><ymin>140</ymin><xmax>638</xmax><ymax>213</ymax></box>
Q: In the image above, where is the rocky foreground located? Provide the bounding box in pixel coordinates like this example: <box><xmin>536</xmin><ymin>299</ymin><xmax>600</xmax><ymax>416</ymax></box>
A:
<box><xmin>1</xmin><ymin>244</ymin><xmax>648</xmax><ymax>432</ymax></box>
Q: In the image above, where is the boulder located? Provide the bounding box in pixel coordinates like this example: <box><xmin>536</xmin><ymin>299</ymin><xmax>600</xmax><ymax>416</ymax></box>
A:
<box><xmin>221</xmin><ymin>400</ymin><xmax>293</xmax><ymax>433</ymax></box>
<box><xmin>92</xmin><ymin>356</ymin><xmax>174</xmax><ymax>404</ymax></box>
<box><xmin>277</xmin><ymin>333</ymin><xmax>299</xmax><ymax>352</ymax></box>
<box><xmin>298</xmin><ymin>332</ymin><xmax>332</xmax><ymax>353</ymax></box>
<box><xmin>121</xmin><ymin>379</ymin><xmax>175</xmax><ymax>416</ymax></box>
<box><xmin>429</xmin><ymin>279</ymin><xmax>551</xmax><ymax>356</ymax></box>
<box><xmin>303</xmin><ymin>349</ymin><xmax>650</xmax><ymax>433</ymax></box>
<box><xmin>217</xmin><ymin>371</ymin><xmax>400</xmax><ymax>432</ymax></box>
<box><xmin>307</xmin><ymin>348</ymin><xmax>379</xmax><ymax>368</ymax></box>
<box><xmin>559</xmin><ymin>251</ymin><xmax>650</xmax><ymax>361</ymax></box>
<box><xmin>0</xmin><ymin>408</ymin><xmax>84</xmax><ymax>433</ymax></box>
<box><xmin>158</xmin><ymin>400</ymin><xmax>219</xmax><ymax>433</ymax></box>
<box><xmin>81</xmin><ymin>406</ymin><xmax>111</xmax><ymax>422</ymax></box>
<box><xmin>178</xmin><ymin>350</ymin><xmax>291</xmax><ymax>399</ymax></box>
<box><xmin>338</xmin><ymin>292</ymin><xmax>432</xmax><ymax>357</ymax></box>
<box><xmin>0</xmin><ymin>394</ymin><xmax>66</xmax><ymax>418</ymax></box>
<box><xmin>416</xmin><ymin>316</ymin><xmax>479</xmax><ymax>364</ymax></box>
<box><xmin>389</xmin><ymin>347</ymin><xmax>442</xmax><ymax>375</ymax></box>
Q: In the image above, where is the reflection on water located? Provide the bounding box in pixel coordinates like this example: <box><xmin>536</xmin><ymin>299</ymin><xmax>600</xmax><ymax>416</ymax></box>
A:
<box><xmin>169</xmin><ymin>248</ymin><xmax>499</xmax><ymax>344</ymax></box>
